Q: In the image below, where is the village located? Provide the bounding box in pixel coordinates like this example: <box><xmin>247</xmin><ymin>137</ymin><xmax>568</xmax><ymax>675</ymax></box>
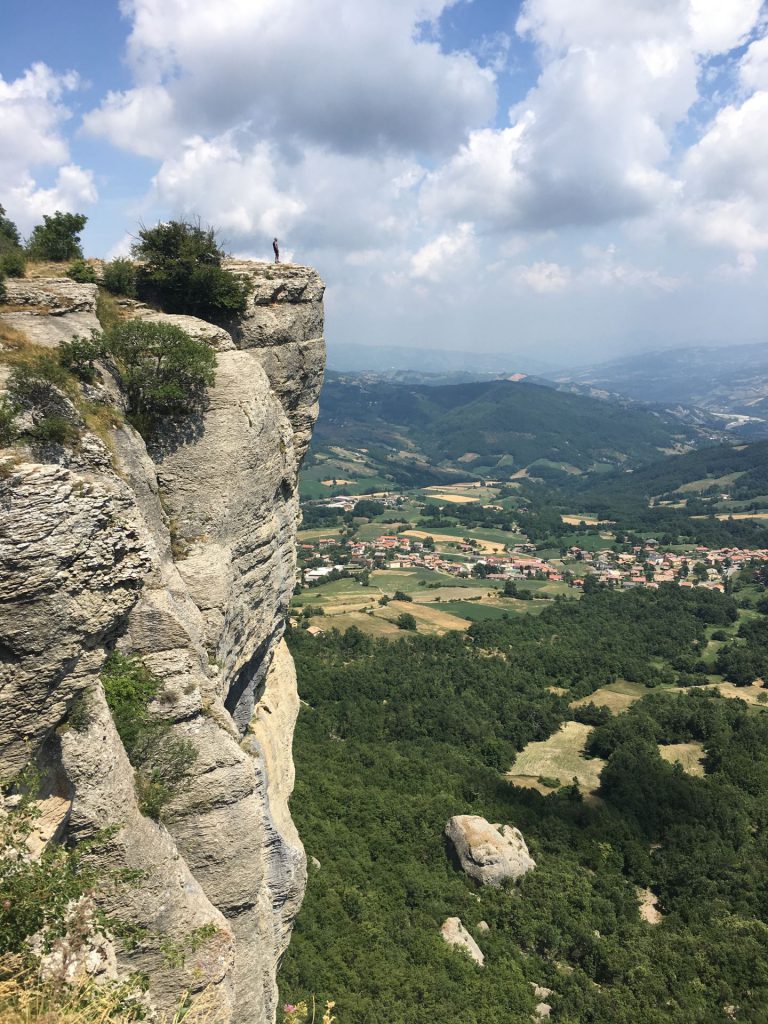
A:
<box><xmin>299</xmin><ymin>492</ymin><xmax>768</xmax><ymax>595</ymax></box>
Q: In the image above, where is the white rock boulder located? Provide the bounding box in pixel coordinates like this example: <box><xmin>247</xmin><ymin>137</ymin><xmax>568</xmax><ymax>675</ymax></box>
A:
<box><xmin>440</xmin><ymin>917</ymin><xmax>484</xmax><ymax>966</ymax></box>
<box><xmin>445</xmin><ymin>814</ymin><xmax>535</xmax><ymax>886</ymax></box>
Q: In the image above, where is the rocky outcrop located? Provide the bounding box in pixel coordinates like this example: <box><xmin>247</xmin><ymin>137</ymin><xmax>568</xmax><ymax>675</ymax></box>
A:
<box><xmin>445</xmin><ymin>815</ymin><xmax>536</xmax><ymax>887</ymax></box>
<box><xmin>440</xmin><ymin>917</ymin><xmax>484</xmax><ymax>966</ymax></box>
<box><xmin>0</xmin><ymin>262</ymin><xmax>325</xmax><ymax>1023</ymax></box>
<box><xmin>0</xmin><ymin>277</ymin><xmax>100</xmax><ymax>347</ymax></box>
<box><xmin>227</xmin><ymin>262</ymin><xmax>325</xmax><ymax>460</ymax></box>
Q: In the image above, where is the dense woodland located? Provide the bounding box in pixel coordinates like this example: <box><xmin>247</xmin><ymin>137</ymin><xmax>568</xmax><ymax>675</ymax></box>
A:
<box><xmin>281</xmin><ymin>583</ymin><xmax>768</xmax><ymax>1023</ymax></box>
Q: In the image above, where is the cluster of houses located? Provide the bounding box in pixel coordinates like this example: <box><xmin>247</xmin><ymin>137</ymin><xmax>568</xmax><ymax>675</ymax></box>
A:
<box><xmin>300</xmin><ymin>526</ymin><xmax>768</xmax><ymax>592</ymax></box>
<box><xmin>569</xmin><ymin>541</ymin><xmax>768</xmax><ymax>592</ymax></box>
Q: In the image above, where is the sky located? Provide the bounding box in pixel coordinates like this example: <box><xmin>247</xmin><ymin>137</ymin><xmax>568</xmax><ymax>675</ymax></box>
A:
<box><xmin>2</xmin><ymin>0</ymin><xmax>768</xmax><ymax>367</ymax></box>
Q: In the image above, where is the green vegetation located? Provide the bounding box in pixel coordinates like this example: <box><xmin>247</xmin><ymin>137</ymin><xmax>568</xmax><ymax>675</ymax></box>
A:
<box><xmin>0</xmin><ymin>205</ymin><xmax>24</xmax><ymax>280</ymax></box>
<box><xmin>0</xmin><ymin>779</ymin><xmax>97</xmax><ymax>955</ymax></box>
<box><xmin>58</xmin><ymin>331</ymin><xmax>104</xmax><ymax>384</ymax></box>
<box><xmin>102</xmin><ymin>257</ymin><xmax>138</xmax><ymax>297</ymax></box>
<box><xmin>25</xmin><ymin>211</ymin><xmax>87</xmax><ymax>261</ymax></box>
<box><xmin>3</xmin><ymin>354</ymin><xmax>81</xmax><ymax>449</ymax></box>
<box><xmin>105</xmin><ymin>319</ymin><xmax>216</xmax><ymax>436</ymax></box>
<box><xmin>101</xmin><ymin>653</ymin><xmax>197</xmax><ymax>819</ymax></box>
<box><xmin>0</xmin><ymin>248</ymin><xmax>26</xmax><ymax>279</ymax></box>
<box><xmin>132</xmin><ymin>219</ymin><xmax>248</xmax><ymax>322</ymax></box>
<box><xmin>395</xmin><ymin>611</ymin><xmax>417</xmax><ymax>630</ymax></box>
<box><xmin>282</xmin><ymin>583</ymin><xmax>768</xmax><ymax>1023</ymax></box>
<box><xmin>312</xmin><ymin>374</ymin><xmax>694</xmax><ymax>486</ymax></box>
<box><xmin>65</xmin><ymin>259</ymin><xmax>97</xmax><ymax>284</ymax></box>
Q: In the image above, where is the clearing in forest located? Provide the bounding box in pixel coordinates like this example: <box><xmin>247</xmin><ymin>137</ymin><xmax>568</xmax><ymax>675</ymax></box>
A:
<box><xmin>570</xmin><ymin>680</ymin><xmax>649</xmax><ymax>715</ymax></box>
<box><xmin>658</xmin><ymin>741</ymin><xmax>706</xmax><ymax>776</ymax></box>
<box><xmin>507</xmin><ymin>721</ymin><xmax>606</xmax><ymax>795</ymax></box>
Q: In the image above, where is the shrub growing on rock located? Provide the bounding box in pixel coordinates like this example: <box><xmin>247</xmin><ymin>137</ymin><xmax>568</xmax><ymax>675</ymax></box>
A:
<box><xmin>105</xmin><ymin>319</ymin><xmax>216</xmax><ymax>435</ymax></box>
<box><xmin>65</xmin><ymin>259</ymin><xmax>97</xmax><ymax>284</ymax></box>
<box><xmin>132</xmin><ymin>219</ymin><xmax>247</xmax><ymax>322</ymax></box>
<box><xmin>25</xmin><ymin>211</ymin><xmax>87</xmax><ymax>262</ymax></box>
<box><xmin>102</xmin><ymin>257</ymin><xmax>137</xmax><ymax>297</ymax></box>
<box><xmin>0</xmin><ymin>248</ymin><xmax>26</xmax><ymax>278</ymax></box>
<box><xmin>101</xmin><ymin>653</ymin><xmax>197</xmax><ymax>820</ymax></box>
<box><xmin>59</xmin><ymin>330</ymin><xmax>104</xmax><ymax>383</ymax></box>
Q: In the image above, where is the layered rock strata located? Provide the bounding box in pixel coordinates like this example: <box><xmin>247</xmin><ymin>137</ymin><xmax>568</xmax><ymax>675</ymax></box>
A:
<box><xmin>0</xmin><ymin>263</ymin><xmax>325</xmax><ymax>1023</ymax></box>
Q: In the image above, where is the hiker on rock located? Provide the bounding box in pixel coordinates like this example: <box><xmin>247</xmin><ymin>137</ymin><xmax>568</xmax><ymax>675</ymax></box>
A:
<box><xmin>273</xmin><ymin>237</ymin><xmax>280</xmax><ymax>263</ymax></box>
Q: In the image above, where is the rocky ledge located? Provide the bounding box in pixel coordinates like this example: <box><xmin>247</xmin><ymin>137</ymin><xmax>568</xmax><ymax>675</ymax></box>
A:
<box><xmin>0</xmin><ymin>263</ymin><xmax>325</xmax><ymax>1024</ymax></box>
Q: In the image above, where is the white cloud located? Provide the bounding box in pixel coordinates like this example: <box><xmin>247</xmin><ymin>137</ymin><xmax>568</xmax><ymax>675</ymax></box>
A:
<box><xmin>507</xmin><ymin>246</ymin><xmax>682</xmax><ymax>294</ymax></box>
<box><xmin>86</xmin><ymin>0</ymin><xmax>495</xmax><ymax>160</ymax></box>
<box><xmin>715</xmin><ymin>251</ymin><xmax>758</xmax><ymax>278</ymax></box>
<box><xmin>511</xmin><ymin>260</ymin><xmax>571</xmax><ymax>293</ymax></box>
<box><xmin>410</xmin><ymin>223</ymin><xmax>476</xmax><ymax>281</ymax></box>
<box><xmin>421</xmin><ymin>0</ymin><xmax>763</xmax><ymax>232</ymax></box>
<box><xmin>150</xmin><ymin>135</ymin><xmax>306</xmax><ymax>241</ymax></box>
<box><xmin>0</xmin><ymin>63</ymin><xmax>97</xmax><ymax>232</ymax></box>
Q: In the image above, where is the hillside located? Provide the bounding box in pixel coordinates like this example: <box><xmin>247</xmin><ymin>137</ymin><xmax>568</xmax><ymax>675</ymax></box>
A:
<box><xmin>576</xmin><ymin>440</ymin><xmax>768</xmax><ymax>508</ymax></box>
<box><xmin>310</xmin><ymin>374</ymin><xmax>706</xmax><ymax>488</ymax></box>
<box><xmin>558</xmin><ymin>343</ymin><xmax>768</xmax><ymax>437</ymax></box>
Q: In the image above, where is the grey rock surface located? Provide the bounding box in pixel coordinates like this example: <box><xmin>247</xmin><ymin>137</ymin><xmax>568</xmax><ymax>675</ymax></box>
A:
<box><xmin>445</xmin><ymin>814</ymin><xmax>536</xmax><ymax>887</ymax></box>
<box><xmin>121</xmin><ymin>301</ymin><xmax>236</xmax><ymax>352</ymax></box>
<box><xmin>0</xmin><ymin>277</ymin><xmax>100</xmax><ymax>348</ymax></box>
<box><xmin>0</xmin><ymin>261</ymin><xmax>324</xmax><ymax>1023</ymax></box>
<box><xmin>226</xmin><ymin>261</ymin><xmax>325</xmax><ymax>460</ymax></box>
<box><xmin>440</xmin><ymin>917</ymin><xmax>485</xmax><ymax>966</ymax></box>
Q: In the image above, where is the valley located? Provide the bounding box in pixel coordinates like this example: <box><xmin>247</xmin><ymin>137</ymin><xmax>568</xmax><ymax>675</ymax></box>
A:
<box><xmin>282</xmin><ymin>371</ymin><xmax>768</xmax><ymax>1023</ymax></box>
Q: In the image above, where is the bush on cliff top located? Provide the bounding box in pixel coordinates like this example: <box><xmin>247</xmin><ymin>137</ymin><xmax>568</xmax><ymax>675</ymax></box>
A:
<box><xmin>131</xmin><ymin>219</ymin><xmax>248</xmax><ymax>323</ymax></box>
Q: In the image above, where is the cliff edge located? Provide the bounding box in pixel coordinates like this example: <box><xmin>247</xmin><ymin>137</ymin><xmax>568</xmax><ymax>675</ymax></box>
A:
<box><xmin>0</xmin><ymin>263</ymin><xmax>325</xmax><ymax>1023</ymax></box>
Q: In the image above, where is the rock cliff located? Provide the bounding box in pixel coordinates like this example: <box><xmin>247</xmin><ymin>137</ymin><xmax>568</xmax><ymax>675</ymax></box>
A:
<box><xmin>0</xmin><ymin>263</ymin><xmax>325</xmax><ymax>1022</ymax></box>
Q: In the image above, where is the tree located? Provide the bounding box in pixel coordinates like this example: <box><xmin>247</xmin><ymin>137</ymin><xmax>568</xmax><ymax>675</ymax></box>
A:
<box><xmin>26</xmin><ymin>211</ymin><xmax>87</xmax><ymax>261</ymax></box>
<box><xmin>395</xmin><ymin>612</ymin><xmax>417</xmax><ymax>631</ymax></box>
<box><xmin>132</xmin><ymin>219</ymin><xmax>248</xmax><ymax>322</ymax></box>
<box><xmin>0</xmin><ymin>206</ymin><xmax>25</xmax><ymax>278</ymax></box>
<box><xmin>102</xmin><ymin>257</ymin><xmax>137</xmax><ymax>297</ymax></box>
<box><xmin>0</xmin><ymin>204</ymin><xmax>20</xmax><ymax>252</ymax></box>
<box><xmin>105</xmin><ymin>319</ymin><xmax>216</xmax><ymax>434</ymax></box>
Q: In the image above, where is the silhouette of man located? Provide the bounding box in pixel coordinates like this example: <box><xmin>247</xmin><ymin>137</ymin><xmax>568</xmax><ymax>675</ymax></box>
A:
<box><xmin>273</xmin><ymin>237</ymin><xmax>280</xmax><ymax>263</ymax></box>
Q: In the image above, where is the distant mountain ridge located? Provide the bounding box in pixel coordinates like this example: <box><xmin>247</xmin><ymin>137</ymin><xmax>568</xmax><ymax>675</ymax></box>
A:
<box><xmin>557</xmin><ymin>342</ymin><xmax>768</xmax><ymax>437</ymax></box>
<box><xmin>311</xmin><ymin>373</ymin><xmax>714</xmax><ymax>485</ymax></box>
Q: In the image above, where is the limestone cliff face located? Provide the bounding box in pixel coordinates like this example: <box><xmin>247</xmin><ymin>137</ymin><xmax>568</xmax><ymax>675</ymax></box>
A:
<box><xmin>0</xmin><ymin>264</ymin><xmax>325</xmax><ymax>1023</ymax></box>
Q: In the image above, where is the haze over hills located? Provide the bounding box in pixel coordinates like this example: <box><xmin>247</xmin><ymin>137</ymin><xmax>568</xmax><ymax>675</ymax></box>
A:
<box><xmin>557</xmin><ymin>342</ymin><xmax>768</xmax><ymax>436</ymax></box>
<box><xmin>326</xmin><ymin>340</ymin><xmax>554</xmax><ymax>378</ymax></box>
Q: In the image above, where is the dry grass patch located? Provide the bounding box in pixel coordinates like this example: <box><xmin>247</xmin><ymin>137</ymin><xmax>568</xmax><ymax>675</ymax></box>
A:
<box><xmin>403</xmin><ymin>530</ymin><xmax>507</xmax><ymax>554</ymax></box>
<box><xmin>570</xmin><ymin>680</ymin><xmax>648</xmax><ymax>715</ymax></box>
<box><xmin>507</xmin><ymin>721</ymin><xmax>606</xmax><ymax>795</ymax></box>
<box><xmin>428</xmin><ymin>493</ymin><xmax>479</xmax><ymax>503</ymax></box>
<box><xmin>658</xmin><ymin>741</ymin><xmax>706</xmax><ymax>776</ymax></box>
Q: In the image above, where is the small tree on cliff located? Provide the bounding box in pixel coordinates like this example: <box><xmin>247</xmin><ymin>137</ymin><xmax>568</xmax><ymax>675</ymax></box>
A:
<box><xmin>105</xmin><ymin>319</ymin><xmax>216</xmax><ymax>435</ymax></box>
<box><xmin>132</xmin><ymin>219</ymin><xmax>248</xmax><ymax>323</ymax></box>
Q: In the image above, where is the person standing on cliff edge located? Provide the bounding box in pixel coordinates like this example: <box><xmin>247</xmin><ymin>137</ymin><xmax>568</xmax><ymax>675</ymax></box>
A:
<box><xmin>273</xmin><ymin>237</ymin><xmax>280</xmax><ymax>263</ymax></box>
